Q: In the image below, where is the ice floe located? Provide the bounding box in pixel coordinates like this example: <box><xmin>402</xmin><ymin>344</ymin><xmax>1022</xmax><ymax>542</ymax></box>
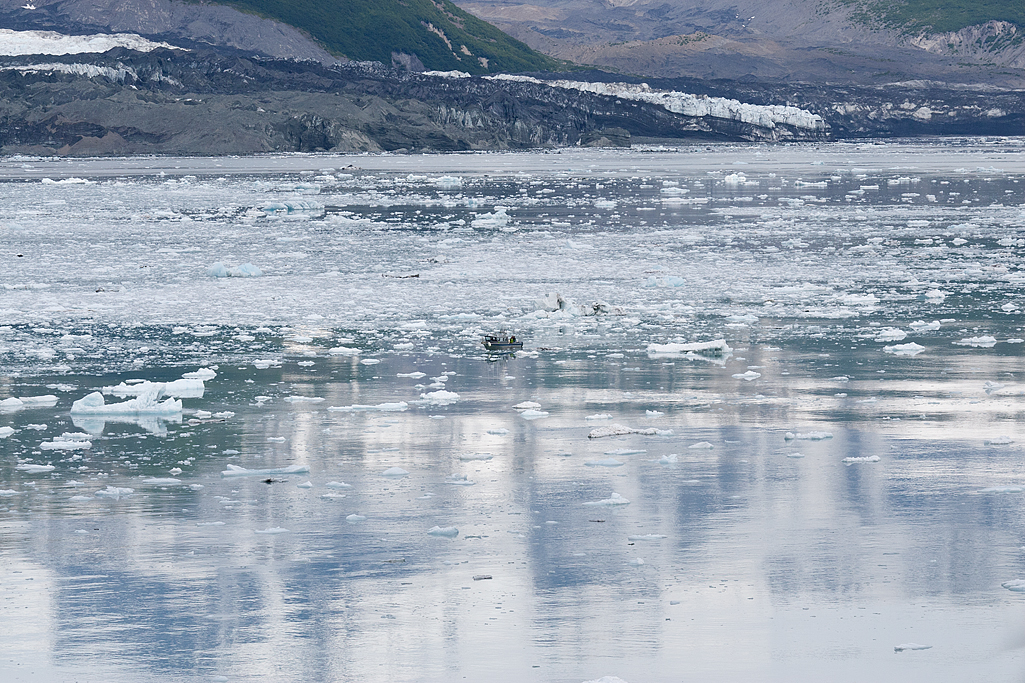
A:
<box><xmin>521</xmin><ymin>409</ymin><xmax>549</xmax><ymax>420</ymax></box>
<box><xmin>16</xmin><ymin>463</ymin><xmax>55</xmax><ymax>473</ymax></box>
<box><xmin>381</xmin><ymin>467</ymin><xmax>409</xmax><ymax>478</ymax></box>
<box><xmin>785</xmin><ymin>431</ymin><xmax>833</xmax><ymax>440</ymax></box>
<box><xmin>420</xmin><ymin>390</ymin><xmax>459</xmax><ymax>405</ymax></box>
<box><xmin>843</xmin><ymin>456</ymin><xmax>880</xmax><ymax>464</ymax></box>
<box><xmin>254</xmin><ymin>527</ymin><xmax>289</xmax><ymax>535</ymax></box>
<box><xmin>585</xmin><ymin>458</ymin><xmax>624</xmax><ymax>467</ymax></box>
<box><xmin>884</xmin><ymin>343</ymin><xmax>925</xmax><ymax>356</ymax></box>
<box><xmin>588</xmin><ymin>425</ymin><xmax>658</xmax><ymax>438</ymax></box>
<box><xmin>428</xmin><ymin>526</ymin><xmax>459</xmax><ymax>537</ymax></box>
<box><xmin>583</xmin><ymin>492</ymin><xmax>630</xmax><ymax>506</ymax></box>
<box><xmin>0</xmin><ymin>427</ymin><xmax>14</xmax><ymax>438</ymax></box>
<box><xmin>328</xmin><ymin>402</ymin><xmax>408</xmax><ymax>412</ymax></box>
<box><xmin>71</xmin><ymin>387</ymin><xmax>181</xmax><ymax>416</ymax></box>
<box><xmin>1002</xmin><ymin>580</ymin><xmax>1025</xmax><ymax>592</ymax></box>
<box><xmin>94</xmin><ymin>486</ymin><xmax>133</xmax><ymax>499</ymax></box>
<box><xmin>977</xmin><ymin>486</ymin><xmax>1023</xmax><ymax>493</ymax></box>
<box><xmin>954</xmin><ymin>336</ymin><xmax>998</xmax><ymax>348</ymax></box>
<box><xmin>221</xmin><ymin>464</ymin><xmax>310</xmax><ymax>478</ymax></box>
<box><xmin>893</xmin><ymin>643</ymin><xmax>932</xmax><ymax>652</ymax></box>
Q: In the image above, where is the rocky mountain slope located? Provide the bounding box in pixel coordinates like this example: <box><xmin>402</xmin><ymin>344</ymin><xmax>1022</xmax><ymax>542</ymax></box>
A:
<box><xmin>454</xmin><ymin>0</ymin><xmax>1025</xmax><ymax>85</ymax></box>
<box><xmin>0</xmin><ymin>0</ymin><xmax>564</xmax><ymax>73</ymax></box>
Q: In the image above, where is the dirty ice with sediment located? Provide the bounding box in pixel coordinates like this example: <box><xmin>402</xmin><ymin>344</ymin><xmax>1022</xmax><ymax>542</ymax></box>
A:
<box><xmin>2</xmin><ymin>142</ymin><xmax>1025</xmax><ymax>682</ymax></box>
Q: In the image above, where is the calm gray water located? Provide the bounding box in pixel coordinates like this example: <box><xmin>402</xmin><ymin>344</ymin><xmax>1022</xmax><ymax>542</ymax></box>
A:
<box><xmin>2</xmin><ymin>141</ymin><xmax>1025</xmax><ymax>682</ymax></box>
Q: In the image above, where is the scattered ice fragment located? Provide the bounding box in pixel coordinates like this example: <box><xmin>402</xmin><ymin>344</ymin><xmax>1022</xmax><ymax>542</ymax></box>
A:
<box><xmin>16</xmin><ymin>464</ymin><xmax>55</xmax><ymax>473</ymax></box>
<box><xmin>0</xmin><ymin>426</ymin><xmax>14</xmax><ymax>438</ymax></box>
<box><xmin>69</xmin><ymin>495</ymin><xmax>94</xmax><ymax>501</ymax></box>
<box><xmin>922</xmin><ymin>289</ymin><xmax>947</xmax><ymax>302</ymax></box>
<box><xmin>977</xmin><ymin>486</ymin><xmax>1023</xmax><ymax>493</ymax></box>
<box><xmin>397</xmin><ymin>372</ymin><xmax>426</xmax><ymax>379</ymax></box>
<box><xmin>521</xmin><ymin>409</ymin><xmax>549</xmax><ymax>420</ymax></box>
<box><xmin>71</xmin><ymin>388</ymin><xmax>181</xmax><ymax>416</ymax></box>
<box><xmin>267</xmin><ymin>436</ymin><xmax>286</xmax><ymax>442</ymax></box>
<box><xmin>884</xmin><ymin>342</ymin><xmax>925</xmax><ymax>356</ymax></box>
<box><xmin>360</xmin><ymin>359</ymin><xmax>381</xmax><ymax>365</ymax></box>
<box><xmin>296</xmin><ymin>481</ymin><xmax>314</xmax><ymax>489</ymax></box>
<box><xmin>583</xmin><ymin>492</ymin><xmax>630</xmax><ymax>507</ymax></box>
<box><xmin>843</xmin><ymin>456</ymin><xmax>880</xmax><ymax>464</ymax></box>
<box><xmin>486</xmin><ymin>428</ymin><xmax>509</xmax><ymax>435</ymax></box>
<box><xmin>628</xmin><ymin>558</ymin><xmax>645</xmax><ymax>566</ymax></box>
<box><xmin>658</xmin><ymin>454</ymin><xmax>679</xmax><ymax>464</ymax></box>
<box><xmin>954</xmin><ymin>336</ymin><xmax>998</xmax><ymax>348</ymax></box>
<box><xmin>346</xmin><ymin>514</ymin><xmax>366</xmax><ymax>523</ymax></box>
<box><xmin>909</xmin><ymin>320</ymin><xmax>941</xmax><ymax>332</ymax></box>
<box><xmin>513</xmin><ymin>401</ymin><xmax>542</xmax><ymax>410</ymax></box>
<box><xmin>785</xmin><ymin>452</ymin><xmax>805</xmax><ymax>458</ymax></box>
<box><xmin>457</xmin><ymin>452</ymin><xmax>493</xmax><ymax>461</ymax></box>
<box><xmin>894</xmin><ymin>643</ymin><xmax>932</xmax><ymax>652</ymax></box>
<box><xmin>194</xmin><ymin>410</ymin><xmax>212</xmax><ymax>418</ymax></box>
<box><xmin>647</xmin><ymin>339</ymin><xmax>731</xmax><ymax>357</ymax></box>
<box><xmin>328</xmin><ymin>346</ymin><xmax>361</xmax><ymax>356</ymax></box>
<box><xmin>254</xmin><ymin>527</ymin><xmax>289</xmax><ymax>534</ymax></box>
<box><xmin>0</xmin><ymin>490</ymin><xmax>19</xmax><ymax>496</ymax></box>
<box><xmin>221</xmin><ymin>464</ymin><xmax>310</xmax><ymax>478</ymax></box>
<box><xmin>985</xmin><ymin>436</ymin><xmax>1013</xmax><ymax>445</ymax></box>
<box><xmin>604</xmin><ymin>448</ymin><xmax>646</xmax><ymax>455</ymax></box>
<box><xmin>785</xmin><ymin>432</ymin><xmax>833</xmax><ymax>441</ymax></box>
<box><xmin>39</xmin><ymin>436</ymin><xmax>91</xmax><ymax>450</ymax></box>
<box><xmin>284</xmin><ymin>396</ymin><xmax>325</xmax><ymax>403</ymax></box>
<box><xmin>428</xmin><ymin>526</ymin><xmax>459</xmax><ymax>537</ymax></box>
<box><xmin>381</xmin><ymin>467</ymin><xmax>409</xmax><ymax>478</ymax></box>
<box><xmin>182</xmin><ymin>368</ymin><xmax>216</xmax><ymax>380</ymax></box>
<box><xmin>628</xmin><ymin>534</ymin><xmax>667</xmax><ymax>541</ymax></box>
<box><xmin>325</xmin><ymin>481</ymin><xmax>352</xmax><ymax>489</ymax></box>
<box><xmin>209</xmin><ymin>262</ymin><xmax>263</xmax><ymax>277</ymax></box>
<box><xmin>446</xmin><ymin>474</ymin><xmax>475</xmax><ymax>486</ymax></box>
<box><xmin>142</xmin><ymin>477</ymin><xmax>182</xmax><ymax>485</ymax></box>
<box><xmin>213</xmin><ymin>411</ymin><xmax>234</xmax><ymax>419</ymax></box>
<box><xmin>874</xmin><ymin>328</ymin><xmax>907</xmax><ymax>342</ymax></box>
<box><xmin>585</xmin><ymin>413</ymin><xmax>612</xmax><ymax>421</ymax></box>
<box><xmin>581</xmin><ymin>677</ymin><xmax>630</xmax><ymax>683</ymax></box>
<box><xmin>588</xmin><ymin>425</ymin><xmax>657</xmax><ymax>438</ymax></box>
<box><xmin>420</xmin><ymin>390</ymin><xmax>459</xmax><ymax>405</ymax></box>
<box><xmin>328</xmin><ymin>402</ymin><xmax>408</xmax><ymax>412</ymax></box>
<box><xmin>688</xmin><ymin>441</ymin><xmax>714</xmax><ymax>449</ymax></box>
<box><xmin>94</xmin><ymin>486</ymin><xmax>133</xmax><ymax>499</ymax></box>
<box><xmin>196</xmin><ymin>521</ymin><xmax>226</xmax><ymax>527</ymax></box>
<box><xmin>585</xmin><ymin>458</ymin><xmax>624</xmax><ymax>467</ymax></box>
<box><xmin>253</xmin><ymin>360</ymin><xmax>281</xmax><ymax>369</ymax></box>
<box><xmin>645</xmin><ymin>410</ymin><xmax>664</xmax><ymax>417</ymax></box>
<box><xmin>1002</xmin><ymin>580</ymin><xmax>1025</xmax><ymax>592</ymax></box>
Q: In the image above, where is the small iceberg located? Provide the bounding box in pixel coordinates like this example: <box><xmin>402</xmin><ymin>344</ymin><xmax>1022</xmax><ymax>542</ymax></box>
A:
<box><xmin>428</xmin><ymin>526</ymin><xmax>459</xmax><ymax>537</ymax></box>
<box><xmin>893</xmin><ymin>643</ymin><xmax>932</xmax><ymax>652</ymax></box>
<box><xmin>208</xmin><ymin>262</ymin><xmax>263</xmax><ymax>278</ymax></box>
<box><xmin>71</xmin><ymin>387</ymin><xmax>181</xmax><ymax>416</ymax></box>
<box><xmin>884</xmin><ymin>343</ymin><xmax>925</xmax><ymax>356</ymax></box>
<box><xmin>381</xmin><ymin>467</ymin><xmax>409</xmax><ymax>478</ymax></box>
<box><xmin>843</xmin><ymin>456</ymin><xmax>880</xmax><ymax>464</ymax></box>
<box><xmin>16</xmin><ymin>463</ymin><xmax>56</xmax><ymax>473</ymax></box>
<box><xmin>588</xmin><ymin>425</ymin><xmax>657</xmax><ymax>439</ymax></box>
<box><xmin>328</xmin><ymin>402</ymin><xmax>408</xmax><ymax>412</ymax></box>
<box><xmin>420</xmin><ymin>390</ymin><xmax>459</xmax><ymax>405</ymax></box>
<box><xmin>784</xmin><ymin>431</ymin><xmax>833</xmax><ymax>441</ymax></box>
<box><xmin>583</xmin><ymin>492</ymin><xmax>630</xmax><ymax>507</ymax></box>
<box><xmin>954</xmin><ymin>336</ymin><xmax>998</xmax><ymax>348</ymax></box>
<box><xmin>647</xmin><ymin>339</ymin><xmax>732</xmax><ymax>358</ymax></box>
<box><xmin>221</xmin><ymin>464</ymin><xmax>310</xmax><ymax>478</ymax></box>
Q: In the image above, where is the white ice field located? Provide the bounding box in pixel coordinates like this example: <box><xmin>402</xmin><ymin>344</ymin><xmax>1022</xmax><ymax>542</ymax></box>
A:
<box><xmin>2</xmin><ymin>141</ymin><xmax>1025</xmax><ymax>682</ymax></box>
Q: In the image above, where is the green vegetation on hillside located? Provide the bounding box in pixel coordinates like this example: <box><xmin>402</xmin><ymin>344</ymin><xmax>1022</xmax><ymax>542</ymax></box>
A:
<box><xmin>842</xmin><ymin>0</ymin><xmax>1024</xmax><ymax>34</ymax></box>
<box><xmin>194</xmin><ymin>0</ymin><xmax>565</xmax><ymax>74</ymax></box>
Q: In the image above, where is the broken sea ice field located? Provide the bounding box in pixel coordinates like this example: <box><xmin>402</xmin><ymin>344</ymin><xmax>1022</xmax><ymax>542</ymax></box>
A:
<box><xmin>2</xmin><ymin>141</ymin><xmax>1025</xmax><ymax>682</ymax></box>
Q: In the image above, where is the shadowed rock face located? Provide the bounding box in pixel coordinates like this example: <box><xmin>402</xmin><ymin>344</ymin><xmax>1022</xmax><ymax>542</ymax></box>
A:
<box><xmin>0</xmin><ymin>48</ymin><xmax>1020</xmax><ymax>156</ymax></box>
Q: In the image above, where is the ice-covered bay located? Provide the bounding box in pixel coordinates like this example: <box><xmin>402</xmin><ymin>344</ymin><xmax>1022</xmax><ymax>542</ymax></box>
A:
<box><xmin>1</xmin><ymin>141</ymin><xmax>1025</xmax><ymax>682</ymax></box>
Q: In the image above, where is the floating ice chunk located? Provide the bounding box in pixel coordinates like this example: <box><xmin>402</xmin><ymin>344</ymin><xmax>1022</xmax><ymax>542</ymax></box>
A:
<box><xmin>843</xmin><ymin>456</ymin><xmax>880</xmax><ymax>464</ymax></box>
<box><xmin>954</xmin><ymin>336</ymin><xmax>997</xmax><ymax>348</ymax></box>
<box><xmin>328</xmin><ymin>402</ymin><xmax>408</xmax><ymax>412</ymax></box>
<box><xmin>875</xmin><ymin>328</ymin><xmax>907</xmax><ymax>342</ymax></box>
<box><xmin>457</xmin><ymin>452</ymin><xmax>493</xmax><ymax>461</ymax></box>
<box><xmin>446</xmin><ymin>474</ymin><xmax>475</xmax><ymax>486</ymax></box>
<box><xmin>325</xmin><ymin>481</ymin><xmax>352</xmax><ymax>489</ymax></box>
<box><xmin>104</xmin><ymin>379</ymin><xmax>204</xmax><ymax>399</ymax></box>
<box><xmin>784</xmin><ymin>431</ymin><xmax>833</xmax><ymax>440</ymax></box>
<box><xmin>420</xmin><ymin>390</ymin><xmax>459</xmax><ymax>405</ymax></box>
<box><xmin>196</xmin><ymin>521</ymin><xmax>226</xmax><ymax>526</ymax></box>
<box><xmin>0</xmin><ymin>397</ymin><xmax>24</xmax><ymax>411</ymax></box>
<box><xmin>254</xmin><ymin>527</ymin><xmax>289</xmax><ymax>535</ymax></box>
<box><xmin>168</xmin><ymin>468</ymin><xmax>182</xmax><ymax>475</ymax></box>
<box><xmin>428</xmin><ymin>526</ymin><xmax>459</xmax><ymax>537</ymax></box>
<box><xmin>182</xmin><ymin>368</ymin><xmax>216</xmax><ymax>380</ymax></box>
<box><xmin>194</xmin><ymin>410</ymin><xmax>212</xmax><ymax>419</ymax></box>
<box><xmin>346</xmin><ymin>514</ymin><xmax>366</xmax><ymax>523</ymax></box>
<box><xmin>884</xmin><ymin>343</ymin><xmax>925</xmax><ymax>356</ymax></box>
<box><xmin>297</xmin><ymin>481</ymin><xmax>313</xmax><ymax>489</ymax></box>
<box><xmin>360</xmin><ymin>359</ymin><xmax>381</xmax><ymax>366</ymax></box>
<box><xmin>221</xmin><ymin>464</ymin><xmax>310</xmax><ymax>478</ymax></box>
<box><xmin>486</xmin><ymin>428</ymin><xmax>509</xmax><ymax>435</ymax></box>
<box><xmin>382</xmin><ymin>467</ymin><xmax>409</xmax><ymax>478</ymax></box>
<box><xmin>328</xmin><ymin>346</ymin><xmax>361</xmax><ymax>356</ymax></box>
<box><xmin>94</xmin><ymin>486</ymin><xmax>133</xmax><ymax>499</ymax></box>
<box><xmin>628</xmin><ymin>557</ymin><xmax>645</xmax><ymax>566</ymax></box>
<box><xmin>581</xmin><ymin>677</ymin><xmax>631</xmax><ymax>683</ymax></box>
<box><xmin>585</xmin><ymin>413</ymin><xmax>612</xmax><ymax>421</ymax></box>
<box><xmin>588</xmin><ymin>425</ymin><xmax>657</xmax><ymax>438</ymax></box>
<box><xmin>604</xmin><ymin>449</ymin><xmax>646</xmax><ymax>456</ymax></box>
<box><xmin>471</xmin><ymin>207</ymin><xmax>510</xmax><ymax>229</ymax></box>
<box><xmin>397</xmin><ymin>372</ymin><xmax>427</xmax><ymax>380</ymax></box>
<box><xmin>985</xmin><ymin>436</ymin><xmax>1013</xmax><ymax>445</ymax></box>
<box><xmin>521</xmin><ymin>409</ymin><xmax>549</xmax><ymax>420</ymax></box>
<box><xmin>39</xmin><ymin>436</ymin><xmax>91</xmax><ymax>450</ymax></box>
<box><xmin>647</xmin><ymin>339</ymin><xmax>731</xmax><ymax>357</ymax></box>
<box><xmin>1002</xmin><ymin>580</ymin><xmax>1025</xmax><ymax>592</ymax></box>
<box><xmin>909</xmin><ymin>320</ymin><xmax>941</xmax><ymax>332</ymax></box>
<box><xmin>513</xmin><ymin>401</ymin><xmax>542</xmax><ymax>410</ymax></box>
<box><xmin>984</xmin><ymin>381</ymin><xmax>1005</xmax><ymax>394</ymax></box>
<box><xmin>142</xmin><ymin>477</ymin><xmax>183</xmax><ymax>485</ymax></box>
<box><xmin>978</xmin><ymin>486</ymin><xmax>1023</xmax><ymax>493</ymax></box>
<box><xmin>71</xmin><ymin>388</ymin><xmax>181</xmax><ymax>416</ymax></box>
<box><xmin>894</xmin><ymin>643</ymin><xmax>932</xmax><ymax>652</ymax></box>
<box><xmin>688</xmin><ymin>441</ymin><xmax>714</xmax><ymax>449</ymax></box>
<box><xmin>585</xmin><ymin>458</ymin><xmax>624</xmax><ymax>467</ymax></box>
<box><xmin>785</xmin><ymin>452</ymin><xmax>805</xmax><ymax>458</ymax></box>
<box><xmin>69</xmin><ymin>495</ymin><xmax>93</xmax><ymax>501</ymax></box>
<box><xmin>645</xmin><ymin>410</ymin><xmax>664</xmax><ymax>417</ymax></box>
<box><xmin>434</xmin><ymin>175</ymin><xmax>463</xmax><ymax>188</ymax></box>
<box><xmin>267</xmin><ymin>436</ymin><xmax>286</xmax><ymax>442</ymax></box>
<box><xmin>0</xmin><ymin>426</ymin><xmax>14</xmax><ymax>438</ymax></box>
<box><xmin>16</xmin><ymin>463</ymin><xmax>55</xmax><ymax>473</ymax></box>
<box><xmin>732</xmin><ymin>370</ymin><xmax>761</xmax><ymax>381</ymax></box>
<box><xmin>583</xmin><ymin>492</ymin><xmax>630</xmax><ymax>506</ymax></box>
<box><xmin>628</xmin><ymin>534</ymin><xmax>666</xmax><ymax>541</ymax></box>
<box><xmin>0</xmin><ymin>490</ymin><xmax>19</xmax><ymax>496</ymax></box>
<box><xmin>658</xmin><ymin>454</ymin><xmax>678</xmax><ymax>464</ymax></box>
<box><xmin>922</xmin><ymin>289</ymin><xmax>947</xmax><ymax>302</ymax></box>
<box><xmin>284</xmin><ymin>396</ymin><xmax>325</xmax><ymax>403</ymax></box>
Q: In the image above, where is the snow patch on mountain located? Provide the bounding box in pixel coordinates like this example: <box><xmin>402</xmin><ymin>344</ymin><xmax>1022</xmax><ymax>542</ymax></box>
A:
<box><xmin>0</xmin><ymin>29</ymin><xmax>185</xmax><ymax>56</ymax></box>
